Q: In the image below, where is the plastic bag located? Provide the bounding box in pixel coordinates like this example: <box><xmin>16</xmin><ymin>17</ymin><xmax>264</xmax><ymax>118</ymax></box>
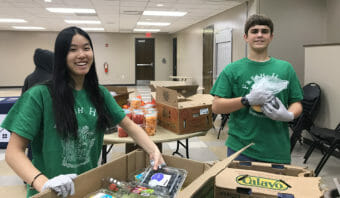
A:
<box><xmin>251</xmin><ymin>74</ymin><xmax>288</xmax><ymax>94</ymax></box>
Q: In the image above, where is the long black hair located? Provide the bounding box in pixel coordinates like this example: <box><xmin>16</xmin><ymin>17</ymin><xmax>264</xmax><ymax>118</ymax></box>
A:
<box><xmin>49</xmin><ymin>26</ymin><xmax>112</xmax><ymax>139</ymax></box>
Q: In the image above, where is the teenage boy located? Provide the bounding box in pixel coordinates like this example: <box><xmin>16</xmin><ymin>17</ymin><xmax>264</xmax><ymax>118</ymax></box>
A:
<box><xmin>210</xmin><ymin>14</ymin><xmax>303</xmax><ymax>164</ymax></box>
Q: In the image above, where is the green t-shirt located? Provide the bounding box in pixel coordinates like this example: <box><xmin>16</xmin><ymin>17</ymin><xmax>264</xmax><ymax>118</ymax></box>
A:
<box><xmin>1</xmin><ymin>85</ymin><xmax>125</xmax><ymax>197</ymax></box>
<box><xmin>210</xmin><ymin>57</ymin><xmax>303</xmax><ymax>164</ymax></box>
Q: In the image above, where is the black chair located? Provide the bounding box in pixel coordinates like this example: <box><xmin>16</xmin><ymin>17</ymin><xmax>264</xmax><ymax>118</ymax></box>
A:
<box><xmin>289</xmin><ymin>83</ymin><xmax>321</xmax><ymax>153</ymax></box>
<box><xmin>303</xmin><ymin>122</ymin><xmax>340</xmax><ymax>176</ymax></box>
<box><xmin>212</xmin><ymin>113</ymin><xmax>229</xmax><ymax>139</ymax></box>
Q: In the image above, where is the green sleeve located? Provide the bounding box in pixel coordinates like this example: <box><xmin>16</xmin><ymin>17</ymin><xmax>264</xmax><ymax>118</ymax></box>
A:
<box><xmin>287</xmin><ymin>66</ymin><xmax>303</xmax><ymax>104</ymax></box>
<box><xmin>99</xmin><ymin>86</ymin><xmax>126</xmax><ymax>125</ymax></box>
<box><xmin>210</xmin><ymin>68</ymin><xmax>233</xmax><ymax>98</ymax></box>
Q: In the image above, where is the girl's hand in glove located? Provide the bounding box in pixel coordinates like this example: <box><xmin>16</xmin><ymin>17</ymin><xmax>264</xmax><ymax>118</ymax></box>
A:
<box><xmin>41</xmin><ymin>174</ymin><xmax>77</xmax><ymax>198</ymax></box>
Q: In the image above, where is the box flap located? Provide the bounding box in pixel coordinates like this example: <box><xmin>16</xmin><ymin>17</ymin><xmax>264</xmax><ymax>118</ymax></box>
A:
<box><xmin>156</xmin><ymin>86</ymin><xmax>180</xmax><ymax>107</ymax></box>
<box><xmin>215</xmin><ymin>168</ymin><xmax>324</xmax><ymax>197</ymax></box>
<box><xmin>177</xmin><ymin>143</ymin><xmax>254</xmax><ymax>198</ymax></box>
<box><xmin>164</xmin><ymin>85</ymin><xmax>198</xmax><ymax>98</ymax></box>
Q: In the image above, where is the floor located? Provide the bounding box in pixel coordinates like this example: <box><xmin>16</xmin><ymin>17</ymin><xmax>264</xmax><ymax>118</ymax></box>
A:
<box><xmin>0</xmin><ymin>86</ymin><xmax>340</xmax><ymax>197</ymax></box>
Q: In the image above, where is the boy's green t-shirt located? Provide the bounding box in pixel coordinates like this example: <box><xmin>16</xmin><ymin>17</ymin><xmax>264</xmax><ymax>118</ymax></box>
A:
<box><xmin>210</xmin><ymin>57</ymin><xmax>303</xmax><ymax>164</ymax></box>
<box><xmin>1</xmin><ymin>85</ymin><xmax>125</xmax><ymax>197</ymax></box>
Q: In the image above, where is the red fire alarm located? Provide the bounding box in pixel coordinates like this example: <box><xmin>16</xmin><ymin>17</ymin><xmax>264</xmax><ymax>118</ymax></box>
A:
<box><xmin>105</xmin><ymin>43</ymin><xmax>109</xmax><ymax>47</ymax></box>
<box><xmin>145</xmin><ymin>32</ymin><xmax>152</xmax><ymax>38</ymax></box>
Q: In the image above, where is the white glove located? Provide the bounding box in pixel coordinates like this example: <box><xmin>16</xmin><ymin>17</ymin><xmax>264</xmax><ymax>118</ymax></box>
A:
<box><xmin>41</xmin><ymin>174</ymin><xmax>77</xmax><ymax>198</ymax></box>
<box><xmin>262</xmin><ymin>97</ymin><xmax>294</xmax><ymax>122</ymax></box>
<box><xmin>245</xmin><ymin>90</ymin><xmax>274</xmax><ymax>106</ymax></box>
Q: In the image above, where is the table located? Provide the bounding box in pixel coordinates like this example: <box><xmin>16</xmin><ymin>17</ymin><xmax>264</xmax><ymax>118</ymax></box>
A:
<box><xmin>169</xmin><ymin>76</ymin><xmax>192</xmax><ymax>83</ymax></box>
<box><xmin>101</xmin><ymin>126</ymin><xmax>207</xmax><ymax>164</ymax></box>
<box><xmin>0</xmin><ymin>96</ymin><xmax>19</xmax><ymax>148</ymax></box>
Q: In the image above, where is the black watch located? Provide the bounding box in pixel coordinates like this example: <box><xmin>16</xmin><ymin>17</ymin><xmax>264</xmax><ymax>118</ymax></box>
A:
<box><xmin>241</xmin><ymin>97</ymin><xmax>250</xmax><ymax>107</ymax></box>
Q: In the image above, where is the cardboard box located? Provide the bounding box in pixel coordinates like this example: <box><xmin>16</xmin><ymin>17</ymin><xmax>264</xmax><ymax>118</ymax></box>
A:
<box><xmin>178</xmin><ymin>143</ymin><xmax>324</xmax><ymax>198</ymax></box>
<box><xmin>32</xmin><ymin>149</ymin><xmax>211</xmax><ymax>198</ymax></box>
<box><xmin>149</xmin><ymin>81</ymin><xmax>198</xmax><ymax>98</ymax></box>
<box><xmin>104</xmin><ymin>86</ymin><xmax>132</xmax><ymax>107</ymax></box>
<box><xmin>214</xmin><ymin>163</ymin><xmax>323</xmax><ymax>198</ymax></box>
<box><xmin>155</xmin><ymin>86</ymin><xmax>213</xmax><ymax>134</ymax></box>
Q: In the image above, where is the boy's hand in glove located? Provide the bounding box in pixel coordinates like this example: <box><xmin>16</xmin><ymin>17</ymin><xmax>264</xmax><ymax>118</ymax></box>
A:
<box><xmin>246</xmin><ymin>90</ymin><xmax>274</xmax><ymax>105</ymax></box>
<box><xmin>41</xmin><ymin>174</ymin><xmax>77</xmax><ymax>198</ymax></box>
<box><xmin>262</xmin><ymin>97</ymin><xmax>294</xmax><ymax>122</ymax></box>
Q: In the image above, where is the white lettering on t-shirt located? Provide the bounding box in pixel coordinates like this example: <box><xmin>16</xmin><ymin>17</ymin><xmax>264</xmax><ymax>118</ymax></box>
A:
<box><xmin>76</xmin><ymin>107</ymin><xmax>84</xmax><ymax>114</ymax></box>
<box><xmin>89</xmin><ymin>107</ymin><xmax>96</xmax><ymax>117</ymax></box>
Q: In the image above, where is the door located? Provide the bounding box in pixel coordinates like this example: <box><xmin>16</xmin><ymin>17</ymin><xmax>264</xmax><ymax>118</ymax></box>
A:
<box><xmin>135</xmin><ymin>38</ymin><xmax>155</xmax><ymax>83</ymax></box>
<box><xmin>202</xmin><ymin>25</ymin><xmax>214</xmax><ymax>94</ymax></box>
<box><xmin>173</xmin><ymin>38</ymin><xmax>177</xmax><ymax>78</ymax></box>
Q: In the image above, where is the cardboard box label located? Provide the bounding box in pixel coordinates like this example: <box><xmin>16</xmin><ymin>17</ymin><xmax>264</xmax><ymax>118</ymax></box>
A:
<box><xmin>236</xmin><ymin>175</ymin><xmax>289</xmax><ymax>191</ymax></box>
<box><xmin>200</xmin><ymin>108</ymin><xmax>209</xmax><ymax>115</ymax></box>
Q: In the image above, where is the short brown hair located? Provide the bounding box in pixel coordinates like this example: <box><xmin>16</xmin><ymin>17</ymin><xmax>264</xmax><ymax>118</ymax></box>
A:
<box><xmin>244</xmin><ymin>14</ymin><xmax>274</xmax><ymax>35</ymax></box>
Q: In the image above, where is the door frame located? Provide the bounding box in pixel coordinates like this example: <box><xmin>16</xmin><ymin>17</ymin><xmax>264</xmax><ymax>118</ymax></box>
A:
<box><xmin>135</xmin><ymin>38</ymin><xmax>155</xmax><ymax>85</ymax></box>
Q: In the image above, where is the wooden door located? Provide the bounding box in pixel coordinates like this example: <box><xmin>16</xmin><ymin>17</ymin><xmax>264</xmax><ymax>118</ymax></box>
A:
<box><xmin>202</xmin><ymin>25</ymin><xmax>214</xmax><ymax>94</ymax></box>
<box><xmin>135</xmin><ymin>38</ymin><xmax>155</xmax><ymax>83</ymax></box>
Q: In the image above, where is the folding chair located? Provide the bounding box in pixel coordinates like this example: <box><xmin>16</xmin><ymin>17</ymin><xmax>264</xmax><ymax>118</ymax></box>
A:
<box><xmin>212</xmin><ymin>113</ymin><xmax>229</xmax><ymax>139</ymax></box>
<box><xmin>289</xmin><ymin>83</ymin><xmax>321</xmax><ymax>152</ymax></box>
<box><xmin>303</xmin><ymin>122</ymin><xmax>340</xmax><ymax>176</ymax></box>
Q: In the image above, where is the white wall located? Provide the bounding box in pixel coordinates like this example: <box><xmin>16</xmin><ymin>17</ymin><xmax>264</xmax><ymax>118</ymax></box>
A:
<box><xmin>174</xmin><ymin>2</ymin><xmax>250</xmax><ymax>87</ymax></box>
<box><xmin>258</xmin><ymin>0</ymin><xmax>327</xmax><ymax>85</ymax></box>
<box><xmin>326</xmin><ymin>0</ymin><xmax>340</xmax><ymax>42</ymax></box>
<box><xmin>0</xmin><ymin>31</ymin><xmax>172</xmax><ymax>87</ymax></box>
<box><xmin>305</xmin><ymin>45</ymin><xmax>340</xmax><ymax>128</ymax></box>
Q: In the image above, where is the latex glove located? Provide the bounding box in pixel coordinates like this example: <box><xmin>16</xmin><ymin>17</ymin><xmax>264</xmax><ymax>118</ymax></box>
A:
<box><xmin>41</xmin><ymin>174</ymin><xmax>77</xmax><ymax>198</ymax></box>
<box><xmin>262</xmin><ymin>97</ymin><xmax>294</xmax><ymax>122</ymax></box>
<box><xmin>149</xmin><ymin>149</ymin><xmax>166</xmax><ymax>170</ymax></box>
<box><xmin>245</xmin><ymin>90</ymin><xmax>274</xmax><ymax>106</ymax></box>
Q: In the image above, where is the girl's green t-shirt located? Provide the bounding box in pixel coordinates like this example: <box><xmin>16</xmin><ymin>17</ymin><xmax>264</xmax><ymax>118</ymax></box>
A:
<box><xmin>1</xmin><ymin>85</ymin><xmax>125</xmax><ymax>197</ymax></box>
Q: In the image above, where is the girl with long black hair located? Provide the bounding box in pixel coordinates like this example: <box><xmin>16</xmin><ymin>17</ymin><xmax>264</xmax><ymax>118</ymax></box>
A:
<box><xmin>3</xmin><ymin>26</ymin><xmax>164</xmax><ymax>198</ymax></box>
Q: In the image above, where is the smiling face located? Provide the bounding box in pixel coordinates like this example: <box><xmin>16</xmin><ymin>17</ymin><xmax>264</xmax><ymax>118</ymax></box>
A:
<box><xmin>244</xmin><ymin>25</ymin><xmax>273</xmax><ymax>53</ymax></box>
<box><xmin>66</xmin><ymin>34</ymin><xmax>93</xmax><ymax>81</ymax></box>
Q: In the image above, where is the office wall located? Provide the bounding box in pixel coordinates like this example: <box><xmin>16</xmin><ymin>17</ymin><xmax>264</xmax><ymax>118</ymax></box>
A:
<box><xmin>305</xmin><ymin>45</ymin><xmax>340</xmax><ymax>128</ymax></box>
<box><xmin>174</xmin><ymin>2</ymin><xmax>251</xmax><ymax>87</ymax></box>
<box><xmin>326</xmin><ymin>0</ymin><xmax>340</xmax><ymax>42</ymax></box>
<box><xmin>0</xmin><ymin>31</ymin><xmax>172</xmax><ymax>87</ymax></box>
<box><xmin>258</xmin><ymin>0</ymin><xmax>327</xmax><ymax>85</ymax></box>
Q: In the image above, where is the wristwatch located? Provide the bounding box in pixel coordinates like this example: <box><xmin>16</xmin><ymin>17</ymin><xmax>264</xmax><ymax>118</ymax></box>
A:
<box><xmin>241</xmin><ymin>96</ymin><xmax>250</xmax><ymax>107</ymax></box>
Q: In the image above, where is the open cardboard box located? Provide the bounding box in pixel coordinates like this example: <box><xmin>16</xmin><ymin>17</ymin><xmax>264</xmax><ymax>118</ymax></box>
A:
<box><xmin>214</xmin><ymin>162</ymin><xmax>324</xmax><ymax>198</ymax></box>
<box><xmin>104</xmin><ymin>86</ymin><xmax>133</xmax><ymax>107</ymax></box>
<box><xmin>33</xmin><ymin>144</ymin><xmax>253</xmax><ymax>198</ymax></box>
<box><xmin>155</xmin><ymin>86</ymin><xmax>213</xmax><ymax>134</ymax></box>
<box><xmin>178</xmin><ymin>146</ymin><xmax>324</xmax><ymax>198</ymax></box>
<box><xmin>149</xmin><ymin>81</ymin><xmax>197</xmax><ymax>97</ymax></box>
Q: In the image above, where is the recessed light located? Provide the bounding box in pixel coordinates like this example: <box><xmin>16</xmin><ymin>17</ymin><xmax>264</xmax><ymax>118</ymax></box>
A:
<box><xmin>44</xmin><ymin>0</ymin><xmax>52</xmax><ymax>2</ymax></box>
<box><xmin>12</xmin><ymin>26</ymin><xmax>45</xmax><ymax>30</ymax></box>
<box><xmin>133</xmin><ymin>28</ymin><xmax>160</xmax><ymax>32</ymax></box>
<box><xmin>65</xmin><ymin>20</ymin><xmax>101</xmax><ymax>24</ymax></box>
<box><xmin>0</xmin><ymin>18</ymin><xmax>27</xmax><ymax>23</ymax></box>
<box><xmin>46</xmin><ymin>8</ymin><xmax>96</xmax><ymax>14</ymax></box>
<box><xmin>143</xmin><ymin>11</ymin><xmax>187</xmax><ymax>17</ymax></box>
<box><xmin>156</xmin><ymin>4</ymin><xmax>164</xmax><ymax>7</ymax></box>
<box><xmin>81</xmin><ymin>27</ymin><xmax>104</xmax><ymax>31</ymax></box>
<box><xmin>137</xmin><ymin>22</ymin><xmax>170</xmax><ymax>26</ymax></box>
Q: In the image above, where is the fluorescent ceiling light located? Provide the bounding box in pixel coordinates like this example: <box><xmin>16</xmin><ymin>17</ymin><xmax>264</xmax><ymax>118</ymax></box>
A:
<box><xmin>12</xmin><ymin>26</ymin><xmax>45</xmax><ymax>30</ymax></box>
<box><xmin>137</xmin><ymin>22</ymin><xmax>170</xmax><ymax>26</ymax></box>
<box><xmin>65</xmin><ymin>20</ymin><xmax>101</xmax><ymax>24</ymax></box>
<box><xmin>143</xmin><ymin>11</ymin><xmax>187</xmax><ymax>17</ymax></box>
<box><xmin>0</xmin><ymin>18</ymin><xmax>27</xmax><ymax>23</ymax></box>
<box><xmin>156</xmin><ymin>4</ymin><xmax>164</xmax><ymax>7</ymax></box>
<box><xmin>133</xmin><ymin>28</ymin><xmax>160</xmax><ymax>32</ymax></box>
<box><xmin>46</xmin><ymin>8</ymin><xmax>96</xmax><ymax>14</ymax></box>
<box><xmin>81</xmin><ymin>27</ymin><xmax>104</xmax><ymax>31</ymax></box>
<box><xmin>44</xmin><ymin>0</ymin><xmax>52</xmax><ymax>2</ymax></box>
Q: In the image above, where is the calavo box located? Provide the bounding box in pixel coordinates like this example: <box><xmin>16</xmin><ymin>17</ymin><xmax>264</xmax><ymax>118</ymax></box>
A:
<box><xmin>214</xmin><ymin>162</ymin><xmax>324</xmax><ymax>198</ymax></box>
